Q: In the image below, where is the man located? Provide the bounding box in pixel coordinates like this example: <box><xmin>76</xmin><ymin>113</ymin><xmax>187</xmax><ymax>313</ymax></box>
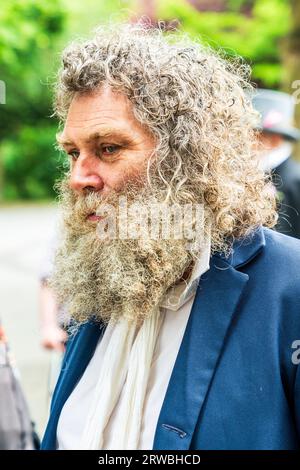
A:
<box><xmin>253</xmin><ymin>88</ymin><xmax>300</xmax><ymax>238</ymax></box>
<box><xmin>41</xmin><ymin>24</ymin><xmax>300</xmax><ymax>450</ymax></box>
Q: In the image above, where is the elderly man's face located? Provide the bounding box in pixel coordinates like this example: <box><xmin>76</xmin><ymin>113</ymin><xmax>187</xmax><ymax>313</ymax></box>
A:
<box><xmin>58</xmin><ymin>85</ymin><xmax>156</xmax><ymax>204</ymax></box>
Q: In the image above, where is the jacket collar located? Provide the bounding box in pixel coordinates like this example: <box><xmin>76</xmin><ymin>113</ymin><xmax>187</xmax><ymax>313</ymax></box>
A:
<box><xmin>214</xmin><ymin>225</ymin><xmax>266</xmax><ymax>269</ymax></box>
<box><xmin>214</xmin><ymin>226</ymin><xmax>266</xmax><ymax>269</ymax></box>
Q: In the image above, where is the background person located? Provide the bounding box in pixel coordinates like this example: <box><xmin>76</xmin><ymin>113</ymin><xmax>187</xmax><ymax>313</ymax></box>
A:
<box><xmin>253</xmin><ymin>88</ymin><xmax>300</xmax><ymax>238</ymax></box>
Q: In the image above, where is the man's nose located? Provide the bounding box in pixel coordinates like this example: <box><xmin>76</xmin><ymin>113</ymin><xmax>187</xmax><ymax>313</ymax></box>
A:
<box><xmin>69</xmin><ymin>156</ymin><xmax>104</xmax><ymax>193</ymax></box>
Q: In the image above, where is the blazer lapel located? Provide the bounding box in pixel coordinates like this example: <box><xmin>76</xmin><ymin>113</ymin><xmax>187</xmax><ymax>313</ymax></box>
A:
<box><xmin>153</xmin><ymin>226</ymin><xmax>266</xmax><ymax>450</ymax></box>
<box><xmin>42</xmin><ymin>320</ymin><xmax>104</xmax><ymax>449</ymax></box>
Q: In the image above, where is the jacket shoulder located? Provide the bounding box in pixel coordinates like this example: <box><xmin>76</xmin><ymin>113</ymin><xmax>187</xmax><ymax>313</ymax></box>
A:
<box><xmin>255</xmin><ymin>227</ymin><xmax>300</xmax><ymax>298</ymax></box>
<box><xmin>262</xmin><ymin>227</ymin><xmax>300</xmax><ymax>263</ymax></box>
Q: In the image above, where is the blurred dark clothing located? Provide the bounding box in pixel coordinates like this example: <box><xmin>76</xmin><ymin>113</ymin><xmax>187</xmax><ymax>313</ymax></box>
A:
<box><xmin>0</xmin><ymin>322</ymin><xmax>40</xmax><ymax>450</ymax></box>
<box><xmin>273</xmin><ymin>157</ymin><xmax>300</xmax><ymax>239</ymax></box>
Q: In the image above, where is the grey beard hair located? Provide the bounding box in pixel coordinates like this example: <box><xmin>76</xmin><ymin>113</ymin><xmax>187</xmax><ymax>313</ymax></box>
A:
<box><xmin>50</xmin><ymin>178</ymin><xmax>203</xmax><ymax>327</ymax></box>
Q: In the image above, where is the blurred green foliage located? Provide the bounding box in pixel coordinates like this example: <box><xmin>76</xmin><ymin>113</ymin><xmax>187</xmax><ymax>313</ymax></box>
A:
<box><xmin>0</xmin><ymin>0</ymin><xmax>67</xmax><ymax>199</ymax></box>
<box><xmin>2</xmin><ymin>125</ymin><xmax>65</xmax><ymax>200</ymax></box>
<box><xmin>0</xmin><ymin>0</ymin><xmax>293</xmax><ymax>200</ymax></box>
<box><xmin>158</xmin><ymin>0</ymin><xmax>291</xmax><ymax>87</ymax></box>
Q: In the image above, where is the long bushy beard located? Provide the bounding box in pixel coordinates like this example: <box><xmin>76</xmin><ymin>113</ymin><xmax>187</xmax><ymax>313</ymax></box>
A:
<box><xmin>50</xmin><ymin>177</ymin><xmax>204</xmax><ymax>327</ymax></box>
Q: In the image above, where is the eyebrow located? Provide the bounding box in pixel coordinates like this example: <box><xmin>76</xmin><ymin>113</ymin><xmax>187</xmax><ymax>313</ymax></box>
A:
<box><xmin>56</xmin><ymin>128</ymin><xmax>133</xmax><ymax>148</ymax></box>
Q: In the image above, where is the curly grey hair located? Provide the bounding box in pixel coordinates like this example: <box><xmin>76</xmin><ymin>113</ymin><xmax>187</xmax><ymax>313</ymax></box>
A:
<box><xmin>54</xmin><ymin>22</ymin><xmax>277</xmax><ymax>254</ymax></box>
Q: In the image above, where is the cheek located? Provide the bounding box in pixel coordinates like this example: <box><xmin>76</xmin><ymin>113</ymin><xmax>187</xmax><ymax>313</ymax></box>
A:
<box><xmin>108</xmin><ymin>155</ymin><xmax>149</xmax><ymax>189</ymax></box>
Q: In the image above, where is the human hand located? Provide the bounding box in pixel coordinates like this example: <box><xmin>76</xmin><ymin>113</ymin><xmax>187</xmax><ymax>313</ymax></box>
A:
<box><xmin>41</xmin><ymin>325</ymin><xmax>67</xmax><ymax>352</ymax></box>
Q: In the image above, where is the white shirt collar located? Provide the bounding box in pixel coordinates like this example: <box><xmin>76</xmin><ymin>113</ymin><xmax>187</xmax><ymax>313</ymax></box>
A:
<box><xmin>160</xmin><ymin>237</ymin><xmax>211</xmax><ymax>311</ymax></box>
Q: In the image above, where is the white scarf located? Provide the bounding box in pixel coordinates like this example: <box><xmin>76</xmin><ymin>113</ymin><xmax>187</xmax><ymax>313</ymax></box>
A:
<box><xmin>80</xmin><ymin>305</ymin><xmax>164</xmax><ymax>449</ymax></box>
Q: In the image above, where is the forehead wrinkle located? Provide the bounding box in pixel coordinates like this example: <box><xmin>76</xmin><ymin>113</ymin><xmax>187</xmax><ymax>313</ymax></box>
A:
<box><xmin>56</xmin><ymin>126</ymin><xmax>135</xmax><ymax>147</ymax></box>
<box><xmin>65</xmin><ymin>119</ymin><xmax>138</xmax><ymax>134</ymax></box>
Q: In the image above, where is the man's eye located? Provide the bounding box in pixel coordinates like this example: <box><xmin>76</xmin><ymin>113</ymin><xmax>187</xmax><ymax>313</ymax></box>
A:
<box><xmin>102</xmin><ymin>145</ymin><xmax>120</xmax><ymax>155</ymax></box>
<box><xmin>68</xmin><ymin>150</ymin><xmax>80</xmax><ymax>159</ymax></box>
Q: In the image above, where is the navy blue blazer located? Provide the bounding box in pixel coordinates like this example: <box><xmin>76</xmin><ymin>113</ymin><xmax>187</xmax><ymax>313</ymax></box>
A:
<box><xmin>41</xmin><ymin>226</ymin><xmax>300</xmax><ymax>450</ymax></box>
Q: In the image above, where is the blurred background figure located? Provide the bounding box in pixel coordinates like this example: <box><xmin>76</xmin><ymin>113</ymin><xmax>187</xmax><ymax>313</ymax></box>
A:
<box><xmin>39</xmin><ymin>228</ymin><xmax>69</xmax><ymax>400</ymax></box>
<box><xmin>0</xmin><ymin>321</ymin><xmax>39</xmax><ymax>449</ymax></box>
<box><xmin>39</xmin><ymin>233</ymin><xmax>67</xmax><ymax>353</ymax></box>
<box><xmin>253</xmin><ymin>89</ymin><xmax>300</xmax><ymax>238</ymax></box>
